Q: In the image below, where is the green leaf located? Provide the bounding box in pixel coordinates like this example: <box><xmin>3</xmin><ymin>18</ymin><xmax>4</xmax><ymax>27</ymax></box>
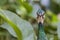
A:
<box><xmin>0</xmin><ymin>10</ymin><xmax>22</xmax><ymax>40</ymax></box>
<box><xmin>16</xmin><ymin>0</ymin><xmax>33</xmax><ymax>13</ymax></box>
<box><xmin>0</xmin><ymin>16</ymin><xmax>4</xmax><ymax>25</ymax></box>
<box><xmin>22</xmin><ymin>2</ymin><xmax>33</xmax><ymax>13</ymax></box>
<box><xmin>0</xmin><ymin>0</ymin><xmax>7</xmax><ymax>6</ymax></box>
<box><xmin>0</xmin><ymin>9</ymin><xmax>36</xmax><ymax>40</ymax></box>
<box><xmin>16</xmin><ymin>5</ymin><xmax>27</xmax><ymax>17</ymax></box>
<box><xmin>53</xmin><ymin>0</ymin><xmax>60</xmax><ymax>5</ymax></box>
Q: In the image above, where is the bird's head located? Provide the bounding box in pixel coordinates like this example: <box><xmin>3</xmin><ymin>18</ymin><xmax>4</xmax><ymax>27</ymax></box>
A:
<box><xmin>37</xmin><ymin>9</ymin><xmax>45</xmax><ymax>24</ymax></box>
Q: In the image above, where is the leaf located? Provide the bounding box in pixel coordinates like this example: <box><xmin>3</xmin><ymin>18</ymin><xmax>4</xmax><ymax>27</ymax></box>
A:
<box><xmin>0</xmin><ymin>16</ymin><xmax>4</xmax><ymax>25</ymax></box>
<box><xmin>16</xmin><ymin>0</ymin><xmax>33</xmax><ymax>13</ymax></box>
<box><xmin>53</xmin><ymin>0</ymin><xmax>60</xmax><ymax>5</ymax></box>
<box><xmin>16</xmin><ymin>5</ymin><xmax>27</xmax><ymax>17</ymax></box>
<box><xmin>0</xmin><ymin>9</ymin><xmax>36</xmax><ymax>40</ymax></box>
<box><xmin>22</xmin><ymin>2</ymin><xmax>33</xmax><ymax>13</ymax></box>
<box><xmin>46</xmin><ymin>10</ymin><xmax>58</xmax><ymax>25</ymax></box>
<box><xmin>0</xmin><ymin>10</ymin><xmax>22</xmax><ymax>40</ymax></box>
<box><xmin>0</xmin><ymin>0</ymin><xmax>7</xmax><ymax>6</ymax></box>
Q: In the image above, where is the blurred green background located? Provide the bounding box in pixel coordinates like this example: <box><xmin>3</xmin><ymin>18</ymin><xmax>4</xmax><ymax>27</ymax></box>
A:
<box><xmin>0</xmin><ymin>0</ymin><xmax>60</xmax><ymax>40</ymax></box>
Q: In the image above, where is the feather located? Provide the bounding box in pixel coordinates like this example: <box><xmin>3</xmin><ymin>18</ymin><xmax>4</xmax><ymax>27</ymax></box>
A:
<box><xmin>37</xmin><ymin>22</ymin><xmax>48</xmax><ymax>40</ymax></box>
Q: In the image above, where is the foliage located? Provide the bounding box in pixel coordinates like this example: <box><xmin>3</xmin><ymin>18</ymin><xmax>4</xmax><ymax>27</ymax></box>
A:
<box><xmin>0</xmin><ymin>0</ymin><xmax>60</xmax><ymax>40</ymax></box>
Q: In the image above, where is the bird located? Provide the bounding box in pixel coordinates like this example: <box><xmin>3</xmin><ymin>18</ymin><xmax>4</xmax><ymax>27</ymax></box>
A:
<box><xmin>37</xmin><ymin>9</ymin><xmax>48</xmax><ymax>40</ymax></box>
